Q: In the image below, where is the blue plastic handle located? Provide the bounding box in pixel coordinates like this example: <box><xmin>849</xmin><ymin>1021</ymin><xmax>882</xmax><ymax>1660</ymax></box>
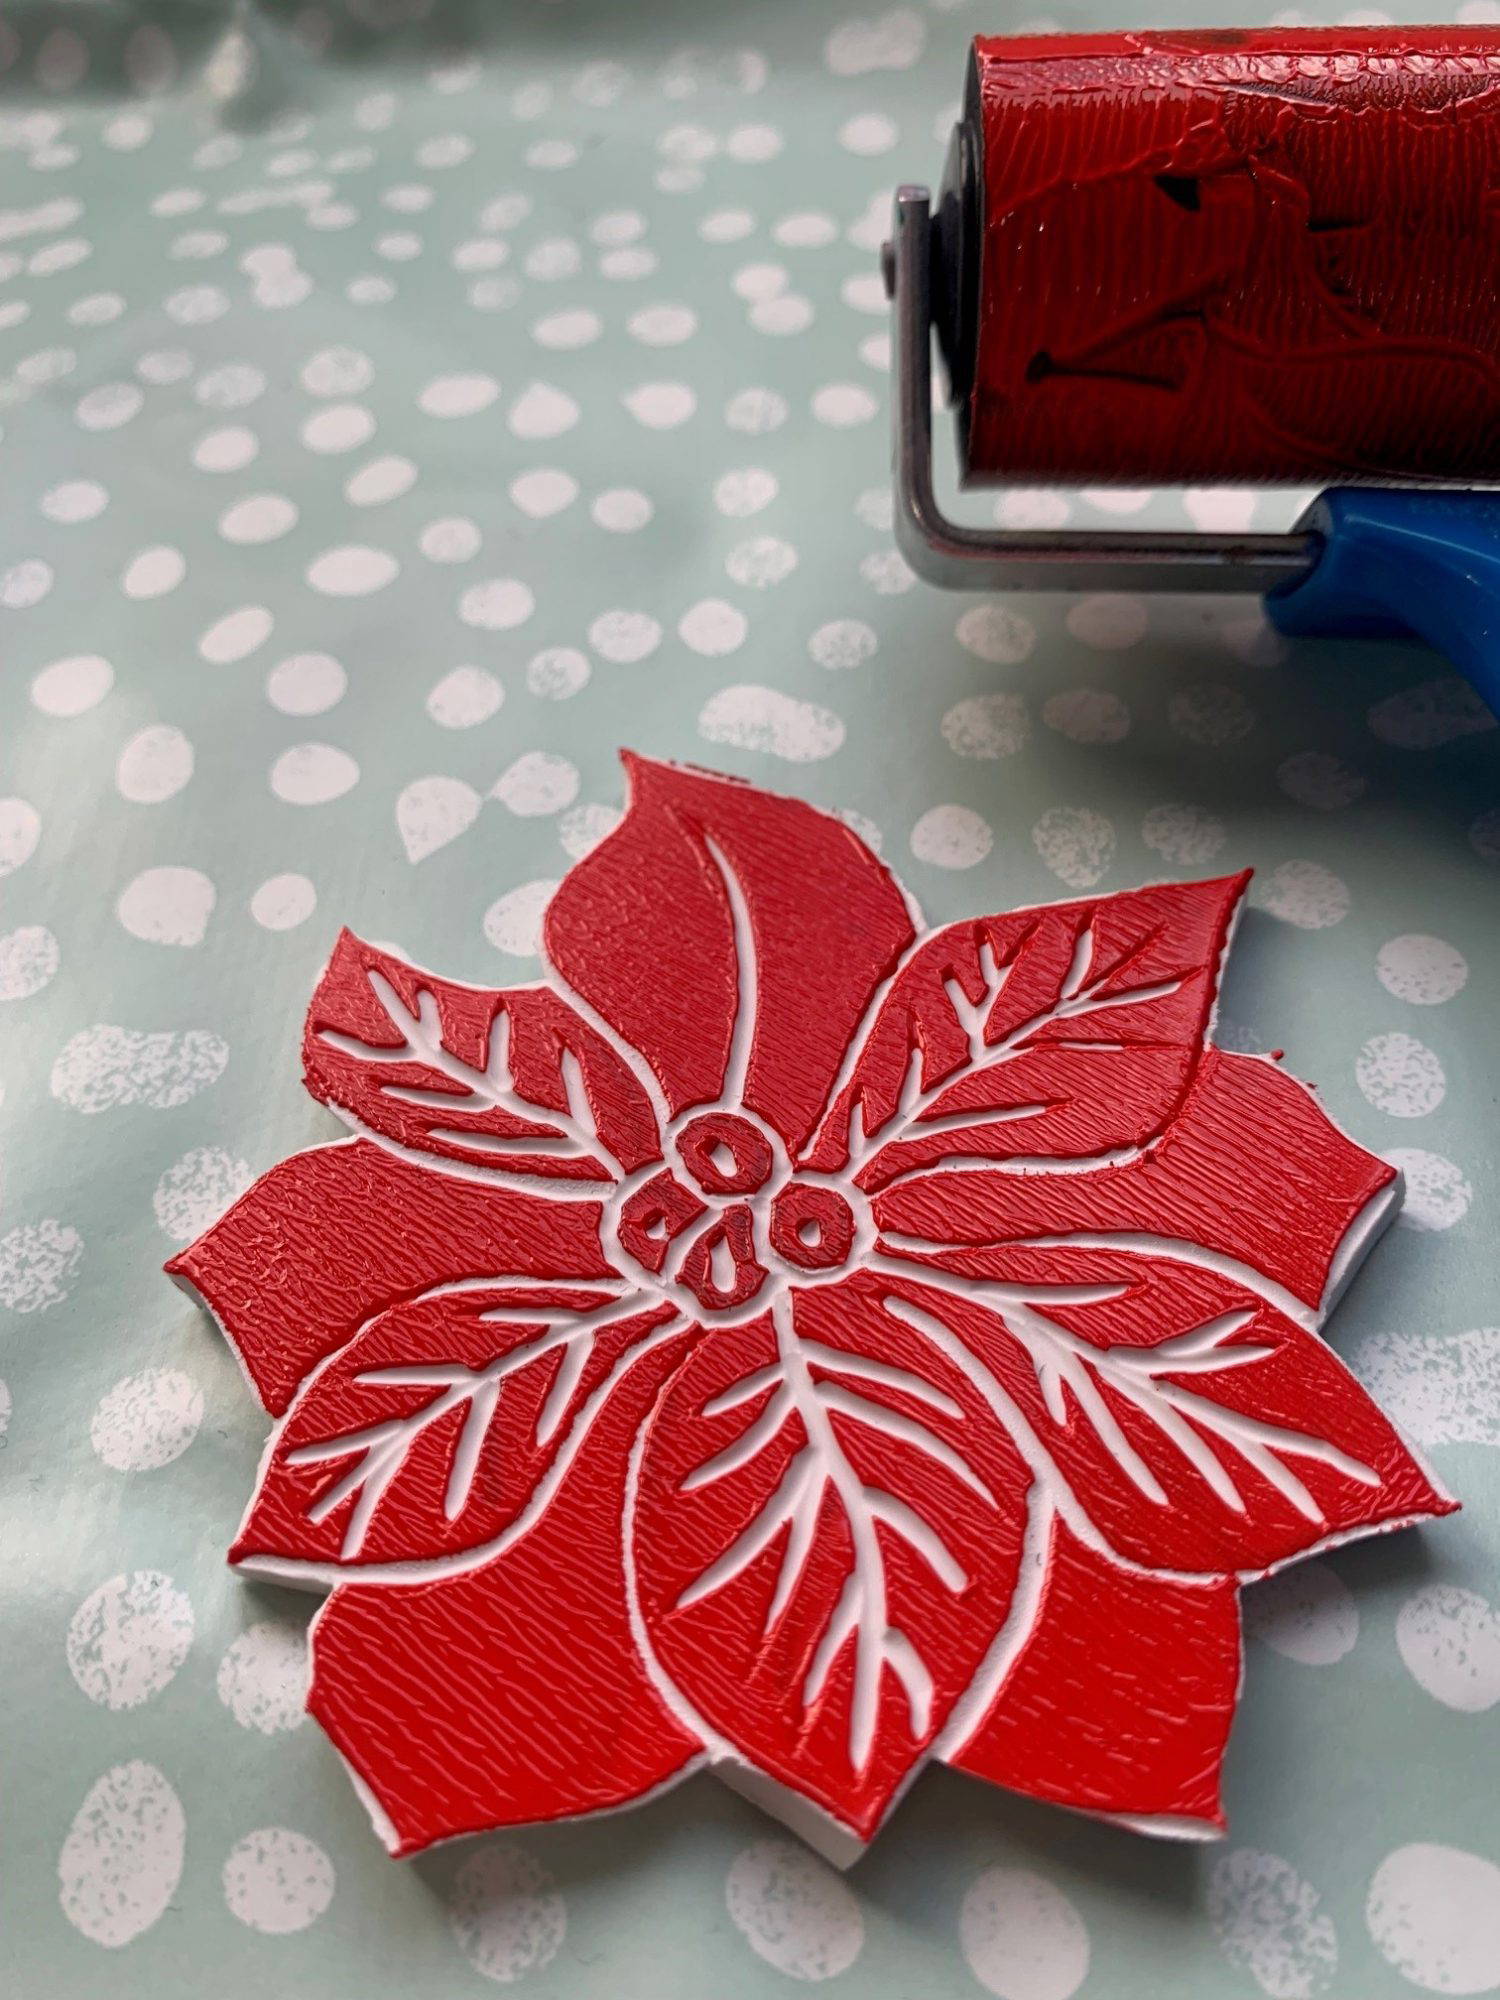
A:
<box><xmin>1266</xmin><ymin>487</ymin><xmax>1500</xmax><ymax>716</ymax></box>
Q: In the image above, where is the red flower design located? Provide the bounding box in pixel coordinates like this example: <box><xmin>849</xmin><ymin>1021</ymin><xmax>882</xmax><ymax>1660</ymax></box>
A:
<box><xmin>170</xmin><ymin>755</ymin><xmax>1454</xmax><ymax>1863</ymax></box>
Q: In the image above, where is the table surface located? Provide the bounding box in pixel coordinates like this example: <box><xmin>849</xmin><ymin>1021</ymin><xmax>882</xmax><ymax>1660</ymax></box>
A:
<box><xmin>2</xmin><ymin>2</ymin><xmax>1498</xmax><ymax>1995</ymax></box>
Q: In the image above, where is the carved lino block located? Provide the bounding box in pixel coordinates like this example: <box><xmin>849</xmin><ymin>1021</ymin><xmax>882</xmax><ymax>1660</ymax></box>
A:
<box><xmin>169</xmin><ymin>755</ymin><xmax>1455</xmax><ymax>1863</ymax></box>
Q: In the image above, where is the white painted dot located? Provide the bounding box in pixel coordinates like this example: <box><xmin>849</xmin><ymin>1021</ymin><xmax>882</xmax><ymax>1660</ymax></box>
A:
<box><xmin>508</xmin><ymin>381</ymin><xmax>579</xmax><ymax>440</ymax></box>
<box><xmin>911</xmin><ymin>805</ymin><xmax>994</xmax><ymax>870</ymax></box>
<box><xmin>1245</xmin><ymin>1561</ymin><xmax>1358</xmax><ymax>1665</ymax></box>
<box><xmin>397</xmin><ymin>776</ymin><xmax>482</xmax><ymax>862</ymax></box>
<box><xmin>427</xmin><ymin>666</ymin><xmax>503</xmax><ymax>729</ymax></box>
<box><xmin>751</xmin><ymin>293</ymin><xmax>814</xmax><ymax>335</ymax></box>
<box><xmin>628</xmin><ymin>302</ymin><xmax>697</xmax><ymax>346</ymax></box>
<box><xmin>528</xmin><ymin>647</ymin><xmax>591</xmax><ymax>699</ymax></box>
<box><xmin>0</xmin><ymin>1216</ymin><xmax>78</xmax><ymax>1303</ymax></box>
<box><xmin>726</xmin><ymin>1838</ymin><xmax>863</xmax><ymax>1981</ymax></box>
<box><xmin>32</xmin><ymin>653</ymin><xmax>113</xmax><ymax>716</ymax></box>
<box><xmin>623</xmin><ymin>380</ymin><xmax>696</xmax><ymax>429</ymax></box>
<box><xmin>1210</xmin><ymin>1849</ymin><xmax>1338</xmax><ymax>1999</ymax></box>
<box><xmin>218</xmin><ymin>1624</ymin><xmax>308</xmax><ymax>1734</ymax></box>
<box><xmin>219</xmin><ymin>494</ymin><xmax>298</xmax><ymax>545</ymax></box>
<box><xmin>726</xmin><ymin>386</ymin><xmax>788</xmax><ymax>433</ymax></box>
<box><xmin>41</xmin><ymin>478</ymin><xmax>108</xmax><ymax>523</ymax></box>
<box><xmin>1369</xmin><ymin>676</ymin><xmax>1497</xmax><ymax>750</ymax></box>
<box><xmin>223</xmin><ymin>1829</ymin><xmax>334</xmax><ymax>1934</ymax></box>
<box><xmin>199</xmin><ymin>605</ymin><xmax>272</xmax><ymax>664</ymax></box>
<box><xmin>419</xmin><ymin>517</ymin><xmax>481</xmax><ymax>563</ymax></box>
<box><xmin>727</xmin><ymin>123</ymin><xmax>783</xmax><ymax>163</ymax></box>
<box><xmin>59</xmin><ymin>1762</ymin><xmax>185</xmax><ymax>1948</ymax></box>
<box><xmin>700</xmin><ymin>207</ymin><xmax>756</xmax><ymax>243</ymax></box>
<box><xmin>152</xmin><ymin>1146</ymin><xmax>252</xmax><ymax>1242</ymax></box>
<box><xmin>196</xmin><ymin>362</ymin><xmax>266</xmax><ymax>411</ymax></box>
<box><xmin>90</xmin><ymin>1368</ymin><xmax>204</xmax><ymax>1471</ymax></box>
<box><xmin>812</xmin><ymin>381</ymin><xmax>877</xmax><ymax>426</ymax></box>
<box><xmin>193</xmin><ymin>425</ymin><xmax>259</xmax><ymax>472</ymax></box>
<box><xmin>300</xmin><ymin>402</ymin><xmax>375</xmax><ymax>453</ymax></box>
<box><xmin>117</xmin><ymin>867</ymin><xmax>215</xmax><ymax>948</ymax></box>
<box><xmin>531</xmin><ymin>307</ymin><xmax>601</xmax><ymax>351</ymax></box>
<box><xmin>250</xmin><ymin>874</ymin><xmax>316</xmax><ymax>930</ymax></box>
<box><xmin>1256</xmin><ymin>860</ymin><xmax>1350</xmax><ymax>929</ymax></box>
<box><xmin>1043</xmin><ymin>688</ymin><xmax>1130</xmax><ymax>744</ymax></box>
<box><xmin>1277</xmin><ymin>750</ymin><xmax>1366</xmax><ymax>811</ymax></box>
<box><xmin>726</xmin><ymin>535</ymin><xmax>797</xmax><ymax>589</ymax></box>
<box><xmin>449</xmin><ymin>1843</ymin><xmax>566</xmax><ymax>1982</ymax></box>
<box><xmin>1</xmin><ymin>558</ymin><xmax>54</xmax><ymax>609</ymax></box>
<box><xmin>774</xmin><ymin>210</ymin><xmax>838</xmax><ymax>247</ymax></box>
<box><xmin>418</xmin><ymin>372</ymin><xmax>498</xmax><ymax>418</ymax></box>
<box><xmin>271</xmin><ymin>744</ymin><xmax>360</xmax><ymax>806</ymax></box>
<box><xmin>484</xmin><ymin>880</ymin><xmax>558</xmax><ymax>956</ymax></box>
<box><xmin>75</xmin><ymin>381</ymin><xmax>143</xmax><ymax>430</ymax></box>
<box><xmin>1376</xmin><ymin>935</ymin><xmax>1468</xmax><ymax>1006</ymax></box>
<box><xmin>459</xmin><ymin>578</ymin><xmax>535</xmax><ymax>631</ymax></box>
<box><xmin>714</xmin><ymin>468</ymin><xmax>777</xmax><ymax>517</ymax></box>
<box><xmin>1034</xmin><ymin>806</ymin><xmax>1116</xmax><ymax>889</ymax></box>
<box><xmin>300</xmin><ymin>346</ymin><xmax>372</xmax><ymax>396</ymax></box>
<box><xmin>1367</xmin><ymin>1844</ymin><xmax>1500</xmax><ymax>1994</ymax></box>
<box><xmin>558</xmin><ymin>802</ymin><xmax>622</xmax><ymax>859</ymax></box>
<box><xmin>1168</xmin><ymin>682</ymin><xmax>1257</xmax><ymax>745</ymax></box>
<box><xmin>843</xmin><ymin>271</ymin><xmax>889</xmax><ymax>315</ymax></box>
<box><xmin>959</xmin><ymin>1867</ymin><xmax>1090</xmax><ymax>2000</ymax></box>
<box><xmin>590</xmin><ymin>208</ymin><xmax>644</xmax><ymax>246</ymax></box>
<box><xmin>1396</xmin><ymin>1586</ymin><xmax>1500</xmax><ymax>1713</ymax></box>
<box><xmin>839</xmin><ymin>111</ymin><xmax>898</xmax><ymax>156</ymax></box>
<box><xmin>67</xmin><ymin>1572</ymin><xmax>194</xmax><ymax>1711</ymax></box>
<box><xmin>809</xmin><ymin>619</ymin><xmax>877</xmax><ymax>670</ymax></box>
<box><xmin>589</xmin><ymin>610</ymin><xmax>661</xmax><ymax>663</ymax></box>
<box><xmin>859</xmin><ymin>547</ymin><xmax>915</xmax><ymax>595</ymax></box>
<box><xmin>1386</xmin><ymin>1149</ymin><xmax>1473</xmax><ymax>1232</ymax></box>
<box><xmin>510</xmin><ymin>467</ymin><xmax>577</xmax><ymax>518</ymax></box>
<box><xmin>943</xmin><ymin>692</ymin><xmax>1030</xmax><ymax>759</ymax></box>
<box><xmin>493</xmin><ymin>751</ymin><xmax>580</xmax><ymax>817</ymax></box>
<box><xmin>116</xmin><ymin>726</ymin><xmax>193</xmax><ymax>804</ymax></box>
<box><xmin>0</xmin><ymin>924</ymin><xmax>60</xmax><ymax>1001</ymax></box>
<box><xmin>592</xmin><ymin>488</ymin><xmax>653</xmax><ymax>532</ymax></box>
<box><xmin>264</xmin><ymin>652</ymin><xmax>345</xmax><ymax>717</ymax></box>
<box><xmin>121</xmin><ymin>547</ymin><xmax>186</xmax><ymax>600</ymax></box>
<box><xmin>733</xmin><ymin>262</ymin><xmax>788</xmax><ymax>303</ymax></box>
<box><xmin>0</xmin><ymin>798</ymin><xmax>41</xmax><ymax>877</ymax></box>
<box><xmin>136</xmin><ymin>348</ymin><xmax>191</xmax><ymax>386</ymax></box>
<box><xmin>346</xmin><ymin>454</ymin><xmax>417</xmax><ymax>506</ymax></box>
<box><xmin>679</xmin><ymin>598</ymin><xmax>748</xmax><ymax>656</ymax></box>
<box><xmin>956</xmin><ymin>603</ymin><xmax>1036</xmax><ymax>666</ymax></box>
<box><xmin>1357</xmin><ymin>1032</ymin><xmax>1446</xmax><ymax>1118</ymax></box>
<box><xmin>306</xmin><ymin>545</ymin><xmax>397</xmax><ymax>596</ymax></box>
<box><xmin>1067</xmin><ymin>593</ymin><xmax>1148</xmax><ymax>650</ymax></box>
<box><xmin>699</xmin><ymin>685</ymin><xmax>844</xmax><ymax>762</ymax></box>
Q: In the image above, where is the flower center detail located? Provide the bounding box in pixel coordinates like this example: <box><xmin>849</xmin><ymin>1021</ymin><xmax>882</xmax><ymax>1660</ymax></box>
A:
<box><xmin>674</xmin><ymin>1112</ymin><xmax>774</xmax><ymax>1196</ymax></box>
<box><xmin>607</xmin><ymin>1115</ymin><xmax>867</xmax><ymax>1320</ymax></box>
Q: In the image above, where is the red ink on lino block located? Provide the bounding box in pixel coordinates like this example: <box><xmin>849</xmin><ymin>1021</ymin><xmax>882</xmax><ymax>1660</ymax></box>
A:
<box><xmin>168</xmin><ymin>754</ymin><xmax>1455</xmax><ymax>1862</ymax></box>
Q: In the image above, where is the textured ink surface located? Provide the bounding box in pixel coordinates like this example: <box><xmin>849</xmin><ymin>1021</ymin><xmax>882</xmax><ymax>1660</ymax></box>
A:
<box><xmin>173</xmin><ymin>756</ymin><xmax>1452</xmax><ymax>1861</ymax></box>
<box><xmin>966</xmin><ymin>28</ymin><xmax>1500</xmax><ymax>485</ymax></box>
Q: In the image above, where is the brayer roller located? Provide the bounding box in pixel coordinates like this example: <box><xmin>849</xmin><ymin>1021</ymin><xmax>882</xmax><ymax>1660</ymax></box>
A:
<box><xmin>884</xmin><ymin>27</ymin><xmax>1500</xmax><ymax>707</ymax></box>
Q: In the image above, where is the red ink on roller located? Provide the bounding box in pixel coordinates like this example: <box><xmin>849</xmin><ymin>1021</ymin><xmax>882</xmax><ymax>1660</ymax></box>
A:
<box><xmin>886</xmin><ymin>27</ymin><xmax>1500</xmax><ymax>705</ymax></box>
<box><xmin>959</xmin><ymin>29</ymin><xmax>1500</xmax><ymax>486</ymax></box>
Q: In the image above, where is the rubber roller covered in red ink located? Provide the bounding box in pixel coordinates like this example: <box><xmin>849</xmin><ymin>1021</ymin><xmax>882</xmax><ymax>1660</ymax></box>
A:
<box><xmin>883</xmin><ymin>27</ymin><xmax>1500</xmax><ymax>708</ymax></box>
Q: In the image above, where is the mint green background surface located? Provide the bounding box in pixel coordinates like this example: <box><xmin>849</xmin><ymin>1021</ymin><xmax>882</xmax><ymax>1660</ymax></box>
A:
<box><xmin>2</xmin><ymin>2</ymin><xmax>1498</xmax><ymax>1993</ymax></box>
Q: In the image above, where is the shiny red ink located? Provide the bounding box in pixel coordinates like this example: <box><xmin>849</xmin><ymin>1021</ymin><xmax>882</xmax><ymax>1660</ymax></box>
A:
<box><xmin>962</xmin><ymin>28</ymin><xmax>1500</xmax><ymax>485</ymax></box>
<box><xmin>168</xmin><ymin>755</ymin><xmax>1454</xmax><ymax>1862</ymax></box>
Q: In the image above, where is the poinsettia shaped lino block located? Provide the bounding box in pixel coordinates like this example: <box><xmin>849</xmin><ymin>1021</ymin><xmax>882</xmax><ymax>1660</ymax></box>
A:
<box><xmin>168</xmin><ymin>753</ymin><xmax>1456</xmax><ymax>1866</ymax></box>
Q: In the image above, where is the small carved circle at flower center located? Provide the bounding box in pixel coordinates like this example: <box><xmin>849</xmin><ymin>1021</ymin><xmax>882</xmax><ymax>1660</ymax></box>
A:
<box><xmin>674</xmin><ymin>1112</ymin><xmax>775</xmax><ymax>1196</ymax></box>
<box><xmin>769</xmin><ymin>1184</ymin><xmax>857</xmax><ymax>1272</ymax></box>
